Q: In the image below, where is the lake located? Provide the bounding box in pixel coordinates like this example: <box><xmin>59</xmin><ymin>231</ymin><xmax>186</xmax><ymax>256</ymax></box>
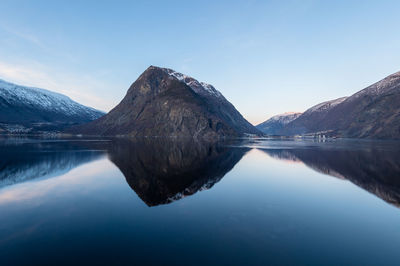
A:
<box><xmin>1</xmin><ymin>137</ymin><xmax>400</xmax><ymax>265</ymax></box>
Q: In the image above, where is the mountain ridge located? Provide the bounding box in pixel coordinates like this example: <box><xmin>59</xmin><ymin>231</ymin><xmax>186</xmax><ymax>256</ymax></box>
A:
<box><xmin>256</xmin><ymin>112</ymin><xmax>302</xmax><ymax>135</ymax></box>
<box><xmin>0</xmin><ymin>79</ymin><xmax>105</xmax><ymax>133</ymax></box>
<box><xmin>262</xmin><ymin>70</ymin><xmax>400</xmax><ymax>139</ymax></box>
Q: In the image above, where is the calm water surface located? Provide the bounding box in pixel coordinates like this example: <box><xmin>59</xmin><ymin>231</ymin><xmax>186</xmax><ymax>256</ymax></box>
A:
<box><xmin>0</xmin><ymin>137</ymin><xmax>400</xmax><ymax>265</ymax></box>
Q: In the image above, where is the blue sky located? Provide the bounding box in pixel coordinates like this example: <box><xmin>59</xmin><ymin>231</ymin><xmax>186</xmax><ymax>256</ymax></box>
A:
<box><xmin>0</xmin><ymin>0</ymin><xmax>399</xmax><ymax>124</ymax></box>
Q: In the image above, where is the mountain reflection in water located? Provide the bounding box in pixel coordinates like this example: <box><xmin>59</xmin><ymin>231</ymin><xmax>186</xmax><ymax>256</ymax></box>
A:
<box><xmin>1</xmin><ymin>138</ymin><xmax>400</xmax><ymax>265</ymax></box>
<box><xmin>108</xmin><ymin>139</ymin><xmax>250</xmax><ymax>206</ymax></box>
<box><xmin>0</xmin><ymin>139</ymin><xmax>107</xmax><ymax>188</ymax></box>
<box><xmin>0</xmin><ymin>138</ymin><xmax>250</xmax><ymax>206</ymax></box>
<box><xmin>1</xmin><ymin>138</ymin><xmax>400</xmax><ymax>208</ymax></box>
<box><xmin>256</xmin><ymin>140</ymin><xmax>400</xmax><ymax>207</ymax></box>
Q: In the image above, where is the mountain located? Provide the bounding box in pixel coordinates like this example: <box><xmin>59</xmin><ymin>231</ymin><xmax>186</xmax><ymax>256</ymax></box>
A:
<box><xmin>269</xmin><ymin>70</ymin><xmax>400</xmax><ymax>139</ymax></box>
<box><xmin>320</xmin><ymin>71</ymin><xmax>400</xmax><ymax>139</ymax></box>
<box><xmin>256</xmin><ymin>112</ymin><xmax>302</xmax><ymax>135</ymax></box>
<box><xmin>0</xmin><ymin>79</ymin><xmax>105</xmax><ymax>133</ymax></box>
<box><xmin>280</xmin><ymin>97</ymin><xmax>348</xmax><ymax>136</ymax></box>
<box><xmin>70</xmin><ymin>66</ymin><xmax>261</xmax><ymax>138</ymax></box>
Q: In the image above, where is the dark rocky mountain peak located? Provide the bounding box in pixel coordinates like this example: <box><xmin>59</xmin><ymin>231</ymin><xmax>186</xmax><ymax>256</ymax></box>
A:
<box><xmin>71</xmin><ymin>66</ymin><xmax>261</xmax><ymax>138</ymax></box>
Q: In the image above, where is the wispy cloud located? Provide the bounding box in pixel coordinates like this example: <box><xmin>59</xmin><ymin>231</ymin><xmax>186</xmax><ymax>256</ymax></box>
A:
<box><xmin>0</xmin><ymin>61</ymin><xmax>115</xmax><ymax>112</ymax></box>
<box><xmin>0</xmin><ymin>24</ymin><xmax>44</xmax><ymax>48</ymax></box>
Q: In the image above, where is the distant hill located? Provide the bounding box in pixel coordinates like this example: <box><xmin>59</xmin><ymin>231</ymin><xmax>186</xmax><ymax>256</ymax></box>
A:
<box><xmin>0</xmin><ymin>79</ymin><xmax>104</xmax><ymax>133</ymax></box>
<box><xmin>70</xmin><ymin>66</ymin><xmax>261</xmax><ymax>138</ymax></box>
<box><xmin>256</xmin><ymin>112</ymin><xmax>302</xmax><ymax>135</ymax></box>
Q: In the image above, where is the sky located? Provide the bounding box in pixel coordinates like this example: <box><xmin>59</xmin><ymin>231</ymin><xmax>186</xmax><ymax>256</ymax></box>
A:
<box><xmin>0</xmin><ymin>0</ymin><xmax>399</xmax><ymax>125</ymax></box>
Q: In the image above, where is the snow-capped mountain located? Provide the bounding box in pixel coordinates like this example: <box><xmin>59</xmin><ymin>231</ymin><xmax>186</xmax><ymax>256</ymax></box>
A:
<box><xmin>71</xmin><ymin>66</ymin><xmax>261</xmax><ymax>137</ymax></box>
<box><xmin>256</xmin><ymin>112</ymin><xmax>302</xmax><ymax>135</ymax></box>
<box><xmin>0</xmin><ymin>79</ymin><xmax>105</xmax><ymax>133</ymax></box>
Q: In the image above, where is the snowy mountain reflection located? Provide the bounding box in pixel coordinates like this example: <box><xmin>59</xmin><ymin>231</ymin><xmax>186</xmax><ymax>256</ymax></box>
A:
<box><xmin>0</xmin><ymin>139</ymin><xmax>107</xmax><ymax>188</ymax></box>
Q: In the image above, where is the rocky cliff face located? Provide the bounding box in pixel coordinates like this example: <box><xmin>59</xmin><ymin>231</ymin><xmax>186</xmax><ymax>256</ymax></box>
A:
<box><xmin>0</xmin><ymin>79</ymin><xmax>104</xmax><ymax>133</ymax></box>
<box><xmin>71</xmin><ymin>66</ymin><xmax>261</xmax><ymax>138</ymax></box>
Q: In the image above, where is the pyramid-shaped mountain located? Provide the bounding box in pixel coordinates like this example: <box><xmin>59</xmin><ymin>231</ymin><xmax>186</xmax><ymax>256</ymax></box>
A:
<box><xmin>71</xmin><ymin>66</ymin><xmax>261</xmax><ymax>138</ymax></box>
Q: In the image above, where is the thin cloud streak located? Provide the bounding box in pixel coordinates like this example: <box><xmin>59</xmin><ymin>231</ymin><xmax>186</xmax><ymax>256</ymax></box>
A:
<box><xmin>0</xmin><ymin>24</ymin><xmax>44</xmax><ymax>48</ymax></box>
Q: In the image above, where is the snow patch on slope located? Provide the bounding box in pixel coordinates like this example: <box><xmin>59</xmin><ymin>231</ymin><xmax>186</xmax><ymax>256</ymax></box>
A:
<box><xmin>351</xmin><ymin>71</ymin><xmax>400</xmax><ymax>99</ymax></box>
<box><xmin>163</xmin><ymin>68</ymin><xmax>224</xmax><ymax>99</ymax></box>
<box><xmin>305</xmin><ymin>97</ymin><xmax>347</xmax><ymax>114</ymax></box>
<box><xmin>268</xmin><ymin>112</ymin><xmax>302</xmax><ymax>124</ymax></box>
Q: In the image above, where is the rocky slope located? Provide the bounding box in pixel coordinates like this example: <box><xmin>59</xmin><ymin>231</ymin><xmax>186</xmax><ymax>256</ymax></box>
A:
<box><xmin>266</xmin><ymin>70</ymin><xmax>400</xmax><ymax>139</ymax></box>
<box><xmin>280</xmin><ymin>97</ymin><xmax>348</xmax><ymax>136</ymax></box>
<box><xmin>70</xmin><ymin>66</ymin><xmax>261</xmax><ymax>138</ymax></box>
<box><xmin>0</xmin><ymin>79</ymin><xmax>104</xmax><ymax>133</ymax></box>
<box><xmin>256</xmin><ymin>112</ymin><xmax>302</xmax><ymax>135</ymax></box>
<box><xmin>321</xmin><ymin>71</ymin><xmax>400</xmax><ymax>139</ymax></box>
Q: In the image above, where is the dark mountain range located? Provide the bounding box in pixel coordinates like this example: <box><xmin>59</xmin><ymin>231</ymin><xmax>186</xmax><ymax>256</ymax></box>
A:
<box><xmin>0</xmin><ymin>79</ymin><xmax>105</xmax><ymax>133</ymax></box>
<box><xmin>108</xmin><ymin>139</ymin><xmax>249</xmax><ymax>206</ymax></box>
<box><xmin>256</xmin><ymin>112</ymin><xmax>302</xmax><ymax>135</ymax></box>
<box><xmin>268</xmin><ymin>70</ymin><xmax>400</xmax><ymax>139</ymax></box>
<box><xmin>260</xmin><ymin>142</ymin><xmax>400</xmax><ymax>207</ymax></box>
<box><xmin>320</xmin><ymin>71</ymin><xmax>400</xmax><ymax>139</ymax></box>
<box><xmin>70</xmin><ymin>66</ymin><xmax>261</xmax><ymax>138</ymax></box>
